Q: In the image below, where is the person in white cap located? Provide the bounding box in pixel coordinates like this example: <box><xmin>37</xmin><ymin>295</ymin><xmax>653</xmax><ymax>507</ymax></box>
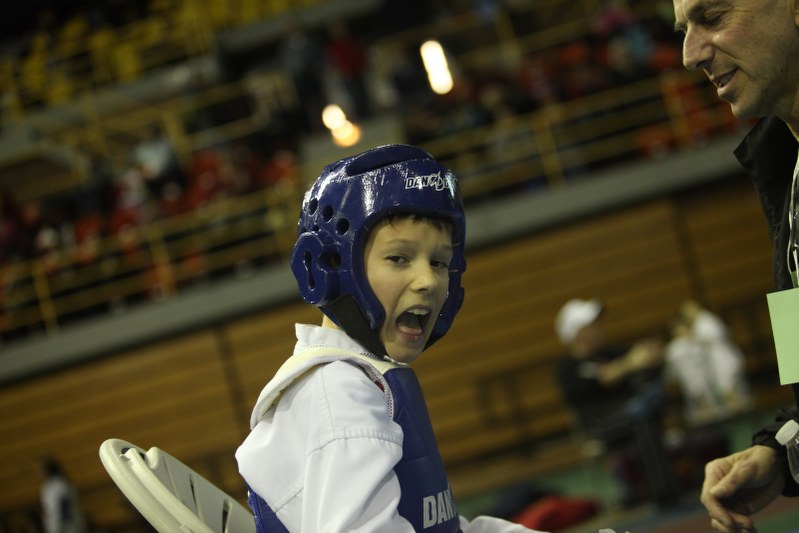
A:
<box><xmin>664</xmin><ymin>300</ymin><xmax>753</xmax><ymax>425</ymax></box>
<box><xmin>554</xmin><ymin>298</ymin><xmax>677</xmax><ymax>508</ymax></box>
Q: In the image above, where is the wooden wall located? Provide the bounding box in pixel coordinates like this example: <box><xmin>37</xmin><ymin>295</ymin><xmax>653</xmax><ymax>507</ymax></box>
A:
<box><xmin>0</xmin><ymin>174</ymin><xmax>790</xmax><ymax>531</ymax></box>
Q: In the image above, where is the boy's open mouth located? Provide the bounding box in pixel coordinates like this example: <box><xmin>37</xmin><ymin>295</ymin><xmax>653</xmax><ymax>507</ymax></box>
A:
<box><xmin>396</xmin><ymin>308</ymin><xmax>430</xmax><ymax>336</ymax></box>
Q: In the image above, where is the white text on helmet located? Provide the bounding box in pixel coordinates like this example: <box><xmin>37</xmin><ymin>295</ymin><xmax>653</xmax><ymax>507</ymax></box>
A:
<box><xmin>404</xmin><ymin>172</ymin><xmax>452</xmax><ymax>192</ymax></box>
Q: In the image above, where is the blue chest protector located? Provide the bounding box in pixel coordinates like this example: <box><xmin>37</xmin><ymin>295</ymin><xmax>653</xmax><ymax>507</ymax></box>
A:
<box><xmin>247</xmin><ymin>366</ymin><xmax>461</xmax><ymax>532</ymax></box>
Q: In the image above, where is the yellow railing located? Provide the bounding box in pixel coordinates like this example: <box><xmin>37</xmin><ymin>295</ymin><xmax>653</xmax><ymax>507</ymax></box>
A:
<box><xmin>1</xmin><ymin>1</ymin><xmax>638</xmax><ymax>204</ymax></box>
<box><xmin>0</xmin><ymin>0</ymin><xmax>668</xmax><ymax>187</ymax></box>
<box><xmin>1</xmin><ymin>0</ymin><xmax>733</xmax><ymax>342</ymax></box>
<box><xmin>0</xmin><ymin>180</ymin><xmax>303</xmax><ymax>340</ymax></box>
<box><xmin>1</xmin><ymin>0</ymin><xmax>327</xmax><ymax>115</ymax></box>
<box><xmin>419</xmin><ymin>70</ymin><xmax>738</xmax><ymax>198</ymax></box>
<box><xmin>0</xmin><ymin>0</ymin><xmax>638</xmax><ymax>129</ymax></box>
<box><xmin>0</xmin><ymin>68</ymin><xmax>739</xmax><ymax>342</ymax></box>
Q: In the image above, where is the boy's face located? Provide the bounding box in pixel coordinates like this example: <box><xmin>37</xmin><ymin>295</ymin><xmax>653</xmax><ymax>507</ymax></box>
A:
<box><xmin>364</xmin><ymin>217</ymin><xmax>453</xmax><ymax>363</ymax></box>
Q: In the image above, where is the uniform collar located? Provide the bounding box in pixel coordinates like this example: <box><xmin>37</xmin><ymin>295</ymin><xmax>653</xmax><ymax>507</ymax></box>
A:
<box><xmin>294</xmin><ymin>323</ymin><xmax>373</xmax><ymax>356</ymax></box>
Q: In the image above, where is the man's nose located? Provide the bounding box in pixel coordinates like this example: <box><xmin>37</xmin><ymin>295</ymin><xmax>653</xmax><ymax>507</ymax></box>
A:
<box><xmin>682</xmin><ymin>27</ymin><xmax>711</xmax><ymax>71</ymax></box>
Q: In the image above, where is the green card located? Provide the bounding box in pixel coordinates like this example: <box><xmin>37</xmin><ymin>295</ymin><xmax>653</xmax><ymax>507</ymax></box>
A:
<box><xmin>767</xmin><ymin>287</ymin><xmax>799</xmax><ymax>385</ymax></box>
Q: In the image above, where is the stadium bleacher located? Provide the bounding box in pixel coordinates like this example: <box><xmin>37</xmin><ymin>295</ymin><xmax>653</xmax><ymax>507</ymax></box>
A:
<box><xmin>1</xmin><ymin>1</ymin><xmax>789</xmax><ymax>530</ymax></box>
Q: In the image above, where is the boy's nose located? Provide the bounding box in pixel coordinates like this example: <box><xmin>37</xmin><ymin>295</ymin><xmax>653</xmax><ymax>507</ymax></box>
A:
<box><xmin>412</xmin><ymin>263</ymin><xmax>439</xmax><ymax>292</ymax></box>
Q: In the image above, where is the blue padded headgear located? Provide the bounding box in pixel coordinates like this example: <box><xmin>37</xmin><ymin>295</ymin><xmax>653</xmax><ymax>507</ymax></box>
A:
<box><xmin>291</xmin><ymin>144</ymin><xmax>466</xmax><ymax>355</ymax></box>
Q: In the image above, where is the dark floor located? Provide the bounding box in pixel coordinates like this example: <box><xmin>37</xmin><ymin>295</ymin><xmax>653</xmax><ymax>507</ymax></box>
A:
<box><xmin>459</xmin><ymin>407</ymin><xmax>799</xmax><ymax>532</ymax></box>
<box><xmin>569</xmin><ymin>493</ymin><xmax>799</xmax><ymax>533</ymax></box>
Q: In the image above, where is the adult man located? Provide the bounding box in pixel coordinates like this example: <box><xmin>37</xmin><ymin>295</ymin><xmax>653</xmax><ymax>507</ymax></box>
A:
<box><xmin>673</xmin><ymin>0</ymin><xmax>799</xmax><ymax>530</ymax></box>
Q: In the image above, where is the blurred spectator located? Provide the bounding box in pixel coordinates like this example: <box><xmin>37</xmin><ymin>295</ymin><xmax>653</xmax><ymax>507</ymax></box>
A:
<box><xmin>554</xmin><ymin>298</ymin><xmax>678</xmax><ymax>507</ymax></box>
<box><xmin>0</xmin><ymin>189</ymin><xmax>23</xmax><ymax>263</ymax></box>
<box><xmin>515</xmin><ymin>53</ymin><xmax>559</xmax><ymax>111</ymax></box>
<box><xmin>604</xmin><ymin>26</ymin><xmax>654</xmax><ymax>83</ymax></box>
<box><xmin>104</xmin><ymin>0</ymin><xmax>150</xmax><ymax>27</ymax></box>
<box><xmin>648</xmin><ymin>37</ymin><xmax>681</xmax><ymax>73</ymax></box>
<box><xmin>325</xmin><ymin>20</ymin><xmax>372</xmax><ymax>120</ymax></box>
<box><xmin>131</xmin><ymin>123</ymin><xmax>184</xmax><ymax>198</ymax></box>
<box><xmin>386</xmin><ymin>43</ymin><xmax>431</xmax><ymax>109</ymax></box>
<box><xmin>557</xmin><ymin>40</ymin><xmax>612</xmax><ymax>100</ymax></box>
<box><xmin>257</xmin><ymin>147</ymin><xmax>299</xmax><ymax>191</ymax></box>
<box><xmin>40</xmin><ymin>457</ymin><xmax>88</xmax><ymax>533</ymax></box>
<box><xmin>376</xmin><ymin>0</ymin><xmax>437</xmax><ymax>35</ymax></box>
<box><xmin>74</xmin><ymin>154</ymin><xmax>115</xmax><ymax>219</ymax></box>
<box><xmin>435</xmin><ymin>80</ymin><xmax>492</xmax><ymax>137</ymax></box>
<box><xmin>665</xmin><ymin>300</ymin><xmax>753</xmax><ymax>425</ymax></box>
<box><xmin>593</xmin><ymin>0</ymin><xmax>636</xmax><ymax>39</ymax></box>
<box><xmin>17</xmin><ymin>200</ymin><xmax>43</xmax><ymax>260</ymax></box>
<box><xmin>184</xmin><ymin>149</ymin><xmax>227</xmax><ymax>210</ymax></box>
<box><xmin>34</xmin><ymin>198</ymin><xmax>74</xmax><ymax>276</ymax></box>
<box><xmin>110</xmin><ymin>161</ymin><xmax>149</xmax><ymax>233</ymax></box>
<box><xmin>402</xmin><ymin>103</ymin><xmax>442</xmax><ymax>145</ymax></box>
<box><xmin>278</xmin><ymin>20</ymin><xmax>327</xmax><ymax>133</ymax></box>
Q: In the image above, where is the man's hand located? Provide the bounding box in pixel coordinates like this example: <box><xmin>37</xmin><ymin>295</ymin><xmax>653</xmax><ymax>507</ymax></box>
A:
<box><xmin>700</xmin><ymin>445</ymin><xmax>785</xmax><ymax>531</ymax></box>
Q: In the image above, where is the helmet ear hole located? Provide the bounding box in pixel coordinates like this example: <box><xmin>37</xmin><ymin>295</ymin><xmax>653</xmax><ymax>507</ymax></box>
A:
<box><xmin>336</xmin><ymin>218</ymin><xmax>349</xmax><ymax>235</ymax></box>
<box><xmin>308</xmin><ymin>198</ymin><xmax>318</xmax><ymax>215</ymax></box>
<box><xmin>322</xmin><ymin>205</ymin><xmax>334</xmax><ymax>222</ymax></box>
<box><xmin>303</xmin><ymin>251</ymin><xmax>314</xmax><ymax>289</ymax></box>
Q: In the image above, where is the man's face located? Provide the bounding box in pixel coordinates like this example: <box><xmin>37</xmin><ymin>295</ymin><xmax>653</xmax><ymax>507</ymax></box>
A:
<box><xmin>364</xmin><ymin>217</ymin><xmax>453</xmax><ymax>363</ymax></box>
<box><xmin>673</xmin><ymin>0</ymin><xmax>799</xmax><ymax>120</ymax></box>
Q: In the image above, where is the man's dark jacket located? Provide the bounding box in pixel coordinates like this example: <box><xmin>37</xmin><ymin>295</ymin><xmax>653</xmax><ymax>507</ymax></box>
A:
<box><xmin>735</xmin><ymin>115</ymin><xmax>799</xmax><ymax>495</ymax></box>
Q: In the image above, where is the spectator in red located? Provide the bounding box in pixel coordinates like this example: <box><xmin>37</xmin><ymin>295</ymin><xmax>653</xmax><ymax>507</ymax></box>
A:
<box><xmin>257</xmin><ymin>148</ymin><xmax>299</xmax><ymax>191</ymax></box>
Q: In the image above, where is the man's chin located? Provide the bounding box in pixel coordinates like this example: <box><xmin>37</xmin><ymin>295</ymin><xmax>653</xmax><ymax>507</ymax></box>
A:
<box><xmin>727</xmin><ymin>97</ymin><xmax>766</xmax><ymax>122</ymax></box>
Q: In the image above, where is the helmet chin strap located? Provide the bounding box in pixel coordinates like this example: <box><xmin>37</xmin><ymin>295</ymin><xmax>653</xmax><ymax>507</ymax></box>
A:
<box><xmin>327</xmin><ymin>295</ymin><xmax>388</xmax><ymax>358</ymax></box>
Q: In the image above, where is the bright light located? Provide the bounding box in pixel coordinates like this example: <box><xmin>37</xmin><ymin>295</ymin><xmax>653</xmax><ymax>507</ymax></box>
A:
<box><xmin>331</xmin><ymin>120</ymin><xmax>362</xmax><ymax>148</ymax></box>
<box><xmin>321</xmin><ymin>104</ymin><xmax>361</xmax><ymax>147</ymax></box>
<box><xmin>322</xmin><ymin>104</ymin><xmax>347</xmax><ymax>131</ymax></box>
<box><xmin>420</xmin><ymin>40</ymin><xmax>453</xmax><ymax>95</ymax></box>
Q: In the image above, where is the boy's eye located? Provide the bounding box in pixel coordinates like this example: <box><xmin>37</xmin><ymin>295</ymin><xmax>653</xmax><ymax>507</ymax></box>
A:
<box><xmin>387</xmin><ymin>255</ymin><xmax>407</xmax><ymax>264</ymax></box>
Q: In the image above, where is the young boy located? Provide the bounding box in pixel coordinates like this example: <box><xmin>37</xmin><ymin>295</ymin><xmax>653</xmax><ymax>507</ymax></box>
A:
<box><xmin>236</xmin><ymin>145</ymin><xmax>543</xmax><ymax>532</ymax></box>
